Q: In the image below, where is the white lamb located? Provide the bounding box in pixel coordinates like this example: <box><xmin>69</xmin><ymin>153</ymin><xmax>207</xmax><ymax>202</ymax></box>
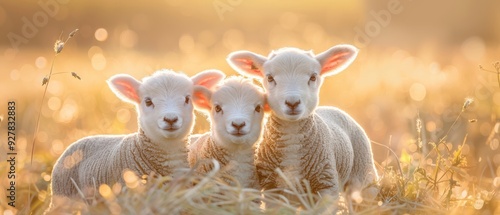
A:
<box><xmin>227</xmin><ymin>45</ymin><xmax>379</xmax><ymax>199</ymax></box>
<box><xmin>188</xmin><ymin>76</ymin><xmax>267</xmax><ymax>189</ymax></box>
<box><xmin>49</xmin><ymin>69</ymin><xmax>225</xmax><ymax>206</ymax></box>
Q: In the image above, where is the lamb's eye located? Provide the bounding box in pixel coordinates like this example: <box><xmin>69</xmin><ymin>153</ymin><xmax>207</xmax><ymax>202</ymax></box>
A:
<box><xmin>145</xmin><ymin>98</ymin><xmax>153</xmax><ymax>107</ymax></box>
<box><xmin>185</xmin><ymin>96</ymin><xmax>190</xmax><ymax>104</ymax></box>
<box><xmin>215</xmin><ymin>105</ymin><xmax>222</xmax><ymax>113</ymax></box>
<box><xmin>267</xmin><ymin>75</ymin><xmax>275</xmax><ymax>83</ymax></box>
<box><xmin>309</xmin><ymin>74</ymin><xmax>317</xmax><ymax>82</ymax></box>
<box><xmin>255</xmin><ymin>105</ymin><xmax>261</xmax><ymax>113</ymax></box>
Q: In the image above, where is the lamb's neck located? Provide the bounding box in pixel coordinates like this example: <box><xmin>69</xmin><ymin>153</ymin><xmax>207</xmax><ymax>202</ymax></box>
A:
<box><xmin>266</xmin><ymin>114</ymin><xmax>316</xmax><ymax>139</ymax></box>
<box><xmin>136</xmin><ymin>129</ymin><xmax>188</xmax><ymax>176</ymax></box>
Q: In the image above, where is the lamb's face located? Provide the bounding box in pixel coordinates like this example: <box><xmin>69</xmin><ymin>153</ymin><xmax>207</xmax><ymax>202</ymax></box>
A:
<box><xmin>227</xmin><ymin>45</ymin><xmax>359</xmax><ymax>122</ymax></box>
<box><xmin>263</xmin><ymin>51</ymin><xmax>322</xmax><ymax>121</ymax></box>
<box><xmin>210</xmin><ymin>79</ymin><xmax>266</xmax><ymax>148</ymax></box>
<box><xmin>139</xmin><ymin>73</ymin><xmax>195</xmax><ymax>141</ymax></box>
<box><xmin>109</xmin><ymin>69</ymin><xmax>225</xmax><ymax>144</ymax></box>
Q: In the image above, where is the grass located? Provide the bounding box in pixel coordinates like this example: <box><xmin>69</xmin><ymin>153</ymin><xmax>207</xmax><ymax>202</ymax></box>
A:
<box><xmin>2</xmin><ymin>29</ymin><xmax>500</xmax><ymax>214</ymax></box>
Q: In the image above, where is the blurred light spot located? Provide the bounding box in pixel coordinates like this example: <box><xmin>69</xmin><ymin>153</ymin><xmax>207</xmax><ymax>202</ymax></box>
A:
<box><xmin>99</xmin><ymin>184</ymin><xmax>113</xmax><ymax>199</ymax></box>
<box><xmin>48</xmin><ymin>97</ymin><xmax>62</xmax><ymax>111</ymax></box>
<box><xmin>95</xmin><ymin>28</ymin><xmax>108</xmax><ymax>42</ymax></box>
<box><xmin>18</xmin><ymin>137</ymin><xmax>27</xmax><ymax>150</ymax></box>
<box><xmin>47</xmin><ymin>80</ymin><xmax>64</xmax><ymax>96</ymax></box>
<box><xmin>51</xmin><ymin>139</ymin><xmax>64</xmax><ymax>155</ymax></box>
<box><xmin>37</xmin><ymin>190</ymin><xmax>47</xmax><ymax>202</ymax></box>
<box><xmin>426</xmin><ymin>121</ymin><xmax>436</xmax><ymax>132</ymax></box>
<box><xmin>63</xmin><ymin>149</ymin><xmax>83</xmax><ymax>169</ymax></box>
<box><xmin>4</xmin><ymin>210</ymin><xmax>14</xmax><ymax>215</ymax></box>
<box><xmin>495</xmin><ymin>122</ymin><xmax>500</xmax><ymax>133</ymax></box>
<box><xmin>112</xmin><ymin>183</ymin><xmax>122</xmax><ymax>195</ymax></box>
<box><xmin>351</xmin><ymin>191</ymin><xmax>363</xmax><ymax>203</ymax></box>
<box><xmin>10</xmin><ymin>69</ymin><xmax>20</xmax><ymax>80</ymax></box>
<box><xmin>491</xmin><ymin>139</ymin><xmax>499</xmax><ymax>150</ymax></box>
<box><xmin>92</xmin><ymin>53</ymin><xmax>107</xmax><ymax>71</ymax></box>
<box><xmin>123</xmin><ymin>170</ymin><xmax>139</xmax><ymax>189</ymax></box>
<box><xmin>461</xmin><ymin>37</ymin><xmax>485</xmax><ymax>62</ymax></box>
<box><xmin>280</xmin><ymin>12</ymin><xmax>298</xmax><ymax>30</ymax></box>
<box><xmin>179</xmin><ymin>34</ymin><xmax>195</xmax><ymax>53</ymax></box>
<box><xmin>42</xmin><ymin>173</ymin><xmax>51</xmax><ymax>182</ymax></box>
<box><xmin>117</xmin><ymin>108</ymin><xmax>131</xmax><ymax>124</ymax></box>
<box><xmin>120</xmin><ymin>29</ymin><xmax>138</xmax><ymax>48</ymax></box>
<box><xmin>411</xmin><ymin>152</ymin><xmax>421</xmax><ymax>160</ymax></box>
<box><xmin>408</xmin><ymin>143</ymin><xmax>417</xmax><ymax>153</ymax></box>
<box><xmin>474</xmin><ymin>199</ymin><xmax>484</xmax><ymax>210</ymax></box>
<box><xmin>494</xmin><ymin>177</ymin><xmax>500</xmax><ymax>187</ymax></box>
<box><xmin>37</xmin><ymin>131</ymin><xmax>48</xmax><ymax>143</ymax></box>
<box><xmin>58</xmin><ymin>98</ymin><xmax>79</xmax><ymax>123</ymax></box>
<box><xmin>426</xmin><ymin>158</ymin><xmax>433</xmax><ymax>165</ymax></box>
<box><xmin>377</xmin><ymin>201</ymin><xmax>383</xmax><ymax>206</ymax></box>
<box><xmin>409</xmin><ymin>83</ymin><xmax>426</xmax><ymax>101</ymax></box>
<box><xmin>35</xmin><ymin>56</ymin><xmax>47</xmax><ymax>69</ymax></box>
<box><xmin>88</xmin><ymin>46</ymin><xmax>103</xmax><ymax>58</ymax></box>
<box><xmin>223</xmin><ymin>29</ymin><xmax>245</xmax><ymax>50</ymax></box>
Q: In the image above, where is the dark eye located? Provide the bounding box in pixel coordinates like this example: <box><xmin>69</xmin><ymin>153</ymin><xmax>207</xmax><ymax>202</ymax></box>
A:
<box><xmin>267</xmin><ymin>75</ymin><xmax>275</xmax><ymax>83</ymax></box>
<box><xmin>145</xmin><ymin>97</ymin><xmax>153</xmax><ymax>107</ymax></box>
<box><xmin>309</xmin><ymin>74</ymin><xmax>317</xmax><ymax>82</ymax></box>
<box><xmin>185</xmin><ymin>96</ymin><xmax>190</xmax><ymax>104</ymax></box>
<box><xmin>255</xmin><ymin>105</ymin><xmax>261</xmax><ymax>113</ymax></box>
<box><xmin>215</xmin><ymin>105</ymin><xmax>222</xmax><ymax>113</ymax></box>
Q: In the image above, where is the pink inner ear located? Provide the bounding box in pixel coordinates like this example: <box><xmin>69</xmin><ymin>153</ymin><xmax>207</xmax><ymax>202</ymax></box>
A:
<box><xmin>236</xmin><ymin>58</ymin><xmax>261</xmax><ymax>73</ymax></box>
<box><xmin>193</xmin><ymin>91</ymin><xmax>211</xmax><ymax>110</ymax></box>
<box><xmin>115</xmin><ymin>80</ymin><xmax>140</xmax><ymax>102</ymax></box>
<box><xmin>321</xmin><ymin>52</ymin><xmax>351</xmax><ymax>73</ymax></box>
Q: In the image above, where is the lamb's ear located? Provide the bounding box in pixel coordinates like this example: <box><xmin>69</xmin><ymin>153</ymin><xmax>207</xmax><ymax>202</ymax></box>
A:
<box><xmin>192</xmin><ymin>86</ymin><xmax>212</xmax><ymax>111</ymax></box>
<box><xmin>192</xmin><ymin>69</ymin><xmax>225</xmax><ymax>89</ymax></box>
<box><xmin>227</xmin><ymin>51</ymin><xmax>267</xmax><ymax>78</ymax></box>
<box><xmin>263</xmin><ymin>95</ymin><xmax>272</xmax><ymax>113</ymax></box>
<box><xmin>315</xmin><ymin>44</ymin><xmax>358</xmax><ymax>77</ymax></box>
<box><xmin>107</xmin><ymin>74</ymin><xmax>141</xmax><ymax>104</ymax></box>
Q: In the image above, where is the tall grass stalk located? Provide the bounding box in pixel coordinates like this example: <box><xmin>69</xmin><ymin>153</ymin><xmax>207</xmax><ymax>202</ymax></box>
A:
<box><xmin>27</xmin><ymin>29</ymin><xmax>79</xmax><ymax>212</ymax></box>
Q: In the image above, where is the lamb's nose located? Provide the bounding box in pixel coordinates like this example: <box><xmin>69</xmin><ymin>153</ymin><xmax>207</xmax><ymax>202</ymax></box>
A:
<box><xmin>164</xmin><ymin>117</ymin><xmax>178</xmax><ymax>125</ymax></box>
<box><xmin>285</xmin><ymin>100</ymin><xmax>301</xmax><ymax>110</ymax></box>
<box><xmin>231</xmin><ymin>121</ymin><xmax>246</xmax><ymax>131</ymax></box>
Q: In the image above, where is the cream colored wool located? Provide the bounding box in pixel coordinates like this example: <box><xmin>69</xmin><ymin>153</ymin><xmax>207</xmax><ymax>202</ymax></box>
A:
<box><xmin>188</xmin><ymin>134</ymin><xmax>258</xmax><ymax>189</ymax></box>
<box><xmin>227</xmin><ymin>45</ymin><xmax>379</xmax><ymax>198</ymax></box>
<box><xmin>188</xmin><ymin>77</ymin><xmax>266</xmax><ymax>190</ymax></box>
<box><xmin>49</xmin><ymin>69</ymin><xmax>225</xmax><ymax>208</ymax></box>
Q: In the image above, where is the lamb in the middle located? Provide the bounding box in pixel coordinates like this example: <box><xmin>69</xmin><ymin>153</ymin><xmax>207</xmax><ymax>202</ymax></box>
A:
<box><xmin>188</xmin><ymin>76</ymin><xmax>267</xmax><ymax>189</ymax></box>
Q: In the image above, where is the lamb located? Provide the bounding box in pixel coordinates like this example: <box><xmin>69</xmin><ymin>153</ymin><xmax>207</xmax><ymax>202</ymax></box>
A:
<box><xmin>226</xmin><ymin>45</ymin><xmax>379</xmax><ymax>199</ymax></box>
<box><xmin>188</xmin><ymin>76</ymin><xmax>267</xmax><ymax>189</ymax></box>
<box><xmin>49</xmin><ymin>69</ymin><xmax>225</xmax><ymax>206</ymax></box>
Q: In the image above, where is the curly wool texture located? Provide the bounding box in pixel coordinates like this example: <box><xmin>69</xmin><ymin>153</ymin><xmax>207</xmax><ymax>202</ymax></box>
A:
<box><xmin>257</xmin><ymin>107</ymin><xmax>377</xmax><ymax>196</ymax></box>
<box><xmin>188</xmin><ymin>134</ymin><xmax>259</xmax><ymax>189</ymax></box>
<box><xmin>51</xmin><ymin>130</ymin><xmax>188</xmax><ymax>197</ymax></box>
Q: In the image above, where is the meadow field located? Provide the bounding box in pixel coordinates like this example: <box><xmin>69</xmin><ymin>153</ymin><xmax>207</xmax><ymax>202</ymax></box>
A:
<box><xmin>1</xmin><ymin>0</ymin><xmax>500</xmax><ymax>214</ymax></box>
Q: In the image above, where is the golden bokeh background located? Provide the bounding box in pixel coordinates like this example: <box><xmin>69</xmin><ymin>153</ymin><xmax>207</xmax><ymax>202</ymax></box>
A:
<box><xmin>1</xmin><ymin>0</ymin><xmax>500</xmax><ymax>212</ymax></box>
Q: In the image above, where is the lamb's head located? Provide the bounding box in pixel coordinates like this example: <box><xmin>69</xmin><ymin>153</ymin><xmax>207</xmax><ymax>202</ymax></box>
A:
<box><xmin>194</xmin><ymin>76</ymin><xmax>268</xmax><ymax>149</ymax></box>
<box><xmin>227</xmin><ymin>45</ymin><xmax>358</xmax><ymax>121</ymax></box>
<box><xmin>108</xmin><ymin>69</ymin><xmax>225</xmax><ymax>143</ymax></box>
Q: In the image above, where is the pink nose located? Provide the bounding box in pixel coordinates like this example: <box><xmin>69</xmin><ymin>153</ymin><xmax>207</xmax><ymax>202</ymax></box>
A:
<box><xmin>285</xmin><ymin>100</ymin><xmax>301</xmax><ymax>110</ymax></box>
<box><xmin>164</xmin><ymin>117</ymin><xmax>178</xmax><ymax>125</ymax></box>
<box><xmin>231</xmin><ymin>121</ymin><xmax>246</xmax><ymax>131</ymax></box>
